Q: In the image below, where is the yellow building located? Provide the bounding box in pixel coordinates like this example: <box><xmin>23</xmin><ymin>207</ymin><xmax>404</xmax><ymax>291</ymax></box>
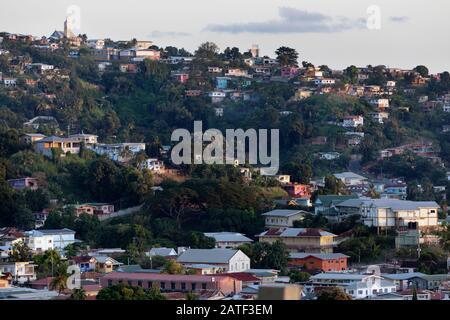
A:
<box><xmin>257</xmin><ymin>228</ymin><xmax>337</xmax><ymax>253</ymax></box>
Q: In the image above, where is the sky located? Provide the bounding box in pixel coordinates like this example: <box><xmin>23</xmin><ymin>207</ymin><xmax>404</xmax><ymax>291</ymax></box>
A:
<box><xmin>0</xmin><ymin>0</ymin><xmax>449</xmax><ymax>73</ymax></box>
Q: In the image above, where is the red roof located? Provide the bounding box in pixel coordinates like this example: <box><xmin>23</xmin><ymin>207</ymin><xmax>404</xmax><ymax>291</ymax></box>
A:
<box><xmin>103</xmin><ymin>272</ymin><xmax>235</xmax><ymax>283</ymax></box>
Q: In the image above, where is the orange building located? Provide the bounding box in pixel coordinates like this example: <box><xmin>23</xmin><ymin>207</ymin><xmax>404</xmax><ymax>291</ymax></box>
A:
<box><xmin>288</xmin><ymin>253</ymin><xmax>349</xmax><ymax>272</ymax></box>
<box><xmin>282</xmin><ymin>184</ymin><xmax>311</xmax><ymax>198</ymax></box>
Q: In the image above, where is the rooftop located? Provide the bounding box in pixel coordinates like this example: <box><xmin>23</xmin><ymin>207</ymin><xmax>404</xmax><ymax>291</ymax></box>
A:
<box><xmin>177</xmin><ymin>248</ymin><xmax>241</xmax><ymax>264</ymax></box>
<box><xmin>204</xmin><ymin>232</ymin><xmax>253</xmax><ymax>243</ymax></box>
<box><xmin>261</xmin><ymin>209</ymin><xmax>307</xmax><ymax>217</ymax></box>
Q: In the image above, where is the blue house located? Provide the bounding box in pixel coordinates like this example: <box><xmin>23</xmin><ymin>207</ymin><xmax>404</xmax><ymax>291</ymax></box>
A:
<box><xmin>216</xmin><ymin>77</ymin><xmax>231</xmax><ymax>89</ymax></box>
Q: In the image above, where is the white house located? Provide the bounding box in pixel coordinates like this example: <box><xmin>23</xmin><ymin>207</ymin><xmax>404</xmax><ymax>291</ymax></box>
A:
<box><xmin>0</xmin><ymin>262</ymin><xmax>37</xmax><ymax>284</ymax></box>
<box><xmin>140</xmin><ymin>158</ymin><xmax>164</xmax><ymax>172</ymax></box>
<box><xmin>261</xmin><ymin>209</ymin><xmax>306</xmax><ymax>228</ymax></box>
<box><xmin>313</xmin><ymin>78</ymin><xmax>335</xmax><ymax>86</ymax></box>
<box><xmin>24</xmin><ymin>228</ymin><xmax>76</xmax><ymax>253</ymax></box>
<box><xmin>333</xmin><ymin>172</ymin><xmax>368</xmax><ymax>186</ymax></box>
<box><xmin>369</xmin><ymin>98</ymin><xmax>390</xmax><ymax>109</ymax></box>
<box><xmin>69</xmin><ymin>133</ymin><xmax>98</xmax><ymax>146</ymax></box>
<box><xmin>177</xmin><ymin>248</ymin><xmax>251</xmax><ymax>273</ymax></box>
<box><xmin>88</xmin><ymin>143</ymin><xmax>146</xmax><ymax>163</ymax></box>
<box><xmin>342</xmin><ymin>116</ymin><xmax>364</xmax><ymax>128</ymax></box>
<box><xmin>336</xmin><ymin>199</ymin><xmax>439</xmax><ymax>229</ymax></box>
<box><xmin>204</xmin><ymin>232</ymin><xmax>253</xmax><ymax>249</ymax></box>
<box><xmin>369</xmin><ymin>111</ymin><xmax>389</xmax><ymax>124</ymax></box>
<box><xmin>146</xmin><ymin>247</ymin><xmax>178</xmax><ymax>258</ymax></box>
<box><xmin>310</xmin><ymin>272</ymin><xmax>397</xmax><ymax>300</ymax></box>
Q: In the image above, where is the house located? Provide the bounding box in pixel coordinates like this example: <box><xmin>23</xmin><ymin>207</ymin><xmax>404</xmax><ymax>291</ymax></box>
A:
<box><xmin>314</xmin><ymin>195</ymin><xmax>358</xmax><ymax>215</ymax></box>
<box><xmin>225</xmin><ymin>68</ymin><xmax>250</xmax><ymax>78</ymax></box>
<box><xmin>310</xmin><ymin>272</ymin><xmax>397</xmax><ymax>299</ymax></box>
<box><xmin>68</xmin><ymin>133</ymin><xmax>98</xmax><ymax>146</ymax></box>
<box><xmin>288</xmin><ymin>253</ymin><xmax>349</xmax><ymax>272</ymax></box>
<box><xmin>342</xmin><ymin>116</ymin><xmax>364</xmax><ymax>128</ymax></box>
<box><xmin>24</xmin><ymin>228</ymin><xmax>76</xmax><ymax>253</ymax></box>
<box><xmin>177</xmin><ymin>249</ymin><xmax>250</xmax><ymax>273</ymax></box>
<box><xmin>257</xmin><ymin>228</ymin><xmax>337</xmax><ymax>253</ymax></box>
<box><xmin>317</xmin><ymin>152</ymin><xmax>340</xmax><ymax>160</ymax></box>
<box><xmin>92</xmin><ymin>256</ymin><xmax>123</xmax><ymax>273</ymax></box>
<box><xmin>369</xmin><ymin>111</ymin><xmax>389</xmax><ymax>124</ymax></box>
<box><xmin>87</xmin><ymin>143</ymin><xmax>146</xmax><ymax>163</ymax></box>
<box><xmin>336</xmin><ymin>199</ymin><xmax>439</xmax><ymax>230</ymax></box>
<box><xmin>333</xmin><ymin>172</ymin><xmax>368</xmax><ymax>186</ymax></box>
<box><xmin>273</xmin><ymin>198</ymin><xmax>312</xmax><ymax>208</ymax></box>
<box><xmin>68</xmin><ymin>203</ymin><xmax>114</xmax><ymax>216</ymax></box>
<box><xmin>34</xmin><ymin>136</ymin><xmax>81</xmax><ymax>157</ymax></box>
<box><xmin>146</xmin><ymin>247</ymin><xmax>178</xmax><ymax>258</ymax></box>
<box><xmin>203</xmin><ymin>232</ymin><xmax>253</xmax><ymax>249</ymax></box>
<box><xmin>382</xmin><ymin>183</ymin><xmax>408</xmax><ymax>200</ymax></box>
<box><xmin>7</xmin><ymin>177</ymin><xmax>38</xmax><ymax>191</ymax></box>
<box><xmin>134</xmin><ymin>40</ymin><xmax>153</xmax><ymax>50</ymax></box>
<box><xmin>216</xmin><ymin>77</ymin><xmax>231</xmax><ymax>89</ymax></box>
<box><xmin>140</xmin><ymin>158</ymin><xmax>164</xmax><ymax>172</ymax></box>
<box><xmin>208</xmin><ymin>91</ymin><xmax>226</xmax><ymax>103</ymax></box>
<box><xmin>26</xmin><ymin>63</ymin><xmax>55</xmax><ymax>74</ymax></box>
<box><xmin>293</xmin><ymin>88</ymin><xmax>314</xmax><ymax>101</ymax></box>
<box><xmin>21</xmin><ymin>133</ymin><xmax>46</xmax><ymax>144</ymax></box>
<box><xmin>172</xmin><ymin>73</ymin><xmax>189</xmax><ymax>83</ymax></box>
<box><xmin>281</xmin><ymin>66</ymin><xmax>299</xmax><ymax>78</ymax></box>
<box><xmin>185</xmin><ymin>90</ymin><xmax>202</xmax><ymax>97</ymax></box>
<box><xmin>2</xmin><ymin>78</ymin><xmax>17</xmax><ymax>87</ymax></box>
<box><xmin>0</xmin><ymin>262</ymin><xmax>37</xmax><ymax>284</ymax></box>
<box><xmin>261</xmin><ymin>209</ymin><xmax>307</xmax><ymax>228</ymax></box>
<box><xmin>87</xmin><ymin>39</ymin><xmax>105</xmax><ymax>50</ymax></box>
<box><xmin>119</xmin><ymin>63</ymin><xmax>138</xmax><ymax>73</ymax></box>
<box><xmin>101</xmin><ymin>272</ymin><xmax>242</xmax><ymax>295</ymax></box>
<box><xmin>369</xmin><ymin>98</ymin><xmax>390</xmax><ymax>109</ymax></box>
<box><xmin>282</xmin><ymin>184</ymin><xmax>311</xmax><ymax>199</ymax></box>
<box><xmin>208</xmin><ymin>67</ymin><xmax>223</xmax><ymax>73</ymax></box>
<box><xmin>313</xmin><ymin>78</ymin><xmax>335</xmax><ymax>86</ymax></box>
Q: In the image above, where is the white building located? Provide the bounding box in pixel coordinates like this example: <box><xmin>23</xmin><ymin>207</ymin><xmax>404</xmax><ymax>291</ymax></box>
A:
<box><xmin>261</xmin><ymin>209</ymin><xmax>306</xmax><ymax>228</ymax></box>
<box><xmin>369</xmin><ymin>111</ymin><xmax>389</xmax><ymax>124</ymax></box>
<box><xmin>0</xmin><ymin>262</ymin><xmax>37</xmax><ymax>284</ymax></box>
<box><xmin>336</xmin><ymin>199</ymin><xmax>439</xmax><ymax>229</ymax></box>
<box><xmin>369</xmin><ymin>98</ymin><xmax>390</xmax><ymax>109</ymax></box>
<box><xmin>177</xmin><ymin>248</ymin><xmax>251</xmax><ymax>273</ymax></box>
<box><xmin>310</xmin><ymin>272</ymin><xmax>397</xmax><ymax>300</ymax></box>
<box><xmin>87</xmin><ymin>39</ymin><xmax>105</xmax><ymax>50</ymax></box>
<box><xmin>69</xmin><ymin>133</ymin><xmax>98</xmax><ymax>146</ymax></box>
<box><xmin>88</xmin><ymin>143</ymin><xmax>146</xmax><ymax>163</ymax></box>
<box><xmin>313</xmin><ymin>78</ymin><xmax>335</xmax><ymax>86</ymax></box>
<box><xmin>140</xmin><ymin>158</ymin><xmax>164</xmax><ymax>172</ymax></box>
<box><xmin>204</xmin><ymin>232</ymin><xmax>253</xmax><ymax>249</ymax></box>
<box><xmin>24</xmin><ymin>228</ymin><xmax>76</xmax><ymax>253</ymax></box>
<box><xmin>333</xmin><ymin>172</ymin><xmax>368</xmax><ymax>186</ymax></box>
<box><xmin>342</xmin><ymin>116</ymin><xmax>364</xmax><ymax>128</ymax></box>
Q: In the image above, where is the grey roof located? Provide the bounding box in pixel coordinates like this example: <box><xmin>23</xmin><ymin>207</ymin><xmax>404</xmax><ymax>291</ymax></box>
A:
<box><xmin>177</xmin><ymin>248</ymin><xmax>240</xmax><ymax>264</ymax></box>
<box><xmin>204</xmin><ymin>232</ymin><xmax>253</xmax><ymax>243</ymax></box>
<box><xmin>148</xmin><ymin>247</ymin><xmax>177</xmax><ymax>257</ymax></box>
<box><xmin>311</xmin><ymin>273</ymin><xmax>370</xmax><ymax>281</ymax></box>
<box><xmin>93</xmin><ymin>256</ymin><xmax>122</xmax><ymax>265</ymax></box>
<box><xmin>345</xmin><ymin>280</ymin><xmax>396</xmax><ymax>290</ymax></box>
<box><xmin>37</xmin><ymin>136</ymin><xmax>79</xmax><ymax>143</ymax></box>
<box><xmin>315</xmin><ymin>195</ymin><xmax>358</xmax><ymax>207</ymax></box>
<box><xmin>289</xmin><ymin>253</ymin><xmax>349</xmax><ymax>260</ymax></box>
<box><xmin>32</xmin><ymin>228</ymin><xmax>75</xmax><ymax>235</ymax></box>
<box><xmin>261</xmin><ymin>209</ymin><xmax>306</xmax><ymax>217</ymax></box>
<box><xmin>381</xmin><ymin>272</ymin><xmax>428</xmax><ymax>281</ymax></box>
<box><xmin>258</xmin><ymin>228</ymin><xmax>336</xmax><ymax>238</ymax></box>
<box><xmin>334</xmin><ymin>172</ymin><xmax>367</xmax><ymax>180</ymax></box>
<box><xmin>337</xmin><ymin>199</ymin><xmax>440</xmax><ymax>210</ymax></box>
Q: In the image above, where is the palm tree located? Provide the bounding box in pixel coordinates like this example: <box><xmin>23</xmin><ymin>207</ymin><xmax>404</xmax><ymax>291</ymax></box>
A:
<box><xmin>50</xmin><ymin>274</ymin><xmax>68</xmax><ymax>295</ymax></box>
<box><xmin>71</xmin><ymin>287</ymin><xmax>87</xmax><ymax>300</ymax></box>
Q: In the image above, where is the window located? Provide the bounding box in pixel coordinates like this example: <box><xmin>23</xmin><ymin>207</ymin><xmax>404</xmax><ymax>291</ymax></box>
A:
<box><xmin>108</xmin><ymin>280</ymin><xmax>112</xmax><ymax>286</ymax></box>
<box><xmin>171</xmin><ymin>282</ymin><xmax>176</xmax><ymax>290</ymax></box>
<box><xmin>191</xmin><ymin>283</ymin><xmax>196</xmax><ymax>291</ymax></box>
<box><xmin>181</xmin><ymin>282</ymin><xmax>186</xmax><ymax>291</ymax></box>
<box><xmin>148</xmin><ymin>281</ymin><xmax>153</xmax><ymax>288</ymax></box>
<box><xmin>160</xmin><ymin>282</ymin><xmax>166</xmax><ymax>290</ymax></box>
<box><xmin>127</xmin><ymin>280</ymin><xmax>132</xmax><ymax>286</ymax></box>
<box><xmin>138</xmin><ymin>281</ymin><xmax>143</xmax><ymax>287</ymax></box>
<box><xmin>202</xmin><ymin>283</ymin><xmax>207</xmax><ymax>290</ymax></box>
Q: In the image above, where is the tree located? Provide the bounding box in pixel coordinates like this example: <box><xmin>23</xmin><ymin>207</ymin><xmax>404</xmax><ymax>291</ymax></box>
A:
<box><xmin>243</xmin><ymin>241</ymin><xmax>289</xmax><ymax>271</ymax></box>
<box><xmin>51</xmin><ymin>274</ymin><xmax>68</xmax><ymax>295</ymax></box>
<box><xmin>316</xmin><ymin>287</ymin><xmax>352</xmax><ymax>300</ymax></box>
<box><xmin>70</xmin><ymin>287</ymin><xmax>87</xmax><ymax>300</ymax></box>
<box><xmin>97</xmin><ymin>284</ymin><xmax>166</xmax><ymax>300</ymax></box>
<box><xmin>289</xmin><ymin>270</ymin><xmax>311</xmax><ymax>283</ymax></box>
<box><xmin>275</xmin><ymin>47</ymin><xmax>299</xmax><ymax>67</ymax></box>
<box><xmin>162</xmin><ymin>260</ymin><xmax>185</xmax><ymax>275</ymax></box>
<box><xmin>10</xmin><ymin>241</ymin><xmax>32</xmax><ymax>262</ymax></box>
<box><xmin>195</xmin><ymin>42</ymin><xmax>219</xmax><ymax>60</ymax></box>
<box><xmin>413</xmin><ymin>65</ymin><xmax>429</xmax><ymax>78</ymax></box>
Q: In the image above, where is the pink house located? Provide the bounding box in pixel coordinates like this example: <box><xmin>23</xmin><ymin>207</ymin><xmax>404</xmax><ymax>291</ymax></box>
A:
<box><xmin>101</xmin><ymin>272</ymin><xmax>242</xmax><ymax>295</ymax></box>
<box><xmin>172</xmin><ymin>73</ymin><xmax>189</xmax><ymax>84</ymax></box>
<box><xmin>8</xmin><ymin>177</ymin><xmax>38</xmax><ymax>191</ymax></box>
<box><xmin>281</xmin><ymin>66</ymin><xmax>299</xmax><ymax>78</ymax></box>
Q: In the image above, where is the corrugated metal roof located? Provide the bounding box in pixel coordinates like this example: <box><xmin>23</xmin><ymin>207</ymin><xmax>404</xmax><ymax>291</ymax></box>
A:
<box><xmin>204</xmin><ymin>232</ymin><xmax>253</xmax><ymax>243</ymax></box>
<box><xmin>261</xmin><ymin>209</ymin><xmax>306</xmax><ymax>217</ymax></box>
<box><xmin>177</xmin><ymin>248</ymin><xmax>240</xmax><ymax>264</ymax></box>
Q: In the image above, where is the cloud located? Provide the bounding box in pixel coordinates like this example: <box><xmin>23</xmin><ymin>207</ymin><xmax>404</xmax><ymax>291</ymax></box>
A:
<box><xmin>149</xmin><ymin>30</ymin><xmax>191</xmax><ymax>38</ymax></box>
<box><xmin>389</xmin><ymin>16</ymin><xmax>409</xmax><ymax>23</ymax></box>
<box><xmin>204</xmin><ymin>7</ymin><xmax>365</xmax><ymax>34</ymax></box>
